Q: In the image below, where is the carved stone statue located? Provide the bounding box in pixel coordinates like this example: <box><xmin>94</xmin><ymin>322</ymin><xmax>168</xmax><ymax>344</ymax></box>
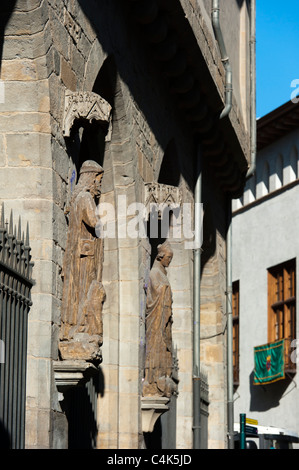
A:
<box><xmin>59</xmin><ymin>160</ymin><xmax>105</xmax><ymax>365</ymax></box>
<box><xmin>143</xmin><ymin>242</ymin><xmax>177</xmax><ymax>398</ymax></box>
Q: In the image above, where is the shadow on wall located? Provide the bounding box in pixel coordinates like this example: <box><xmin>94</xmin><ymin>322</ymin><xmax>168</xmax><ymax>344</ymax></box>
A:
<box><xmin>200</xmin><ymin>202</ymin><xmax>217</xmax><ymax>277</ymax></box>
<box><xmin>76</xmin><ymin>0</ymin><xmax>196</xmax><ymax>190</ymax></box>
<box><xmin>61</xmin><ymin>371</ymin><xmax>104</xmax><ymax>449</ymax></box>
<box><xmin>75</xmin><ymin>0</ymin><xmax>229</xmax><ymax>262</ymax></box>
<box><xmin>249</xmin><ymin>370</ymin><xmax>295</xmax><ymax>412</ymax></box>
<box><xmin>0</xmin><ymin>0</ymin><xmax>17</xmax><ymax>72</ymax></box>
<box><xmin>0</xmin><ymin>420</ymin><xmax>10</xmax><ymax>449</ymax></box>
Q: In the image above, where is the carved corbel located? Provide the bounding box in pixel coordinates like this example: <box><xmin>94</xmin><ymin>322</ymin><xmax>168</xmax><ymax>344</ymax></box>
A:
<box><xmin>63</xmin><ymin>90</ymin><xmax>112</xmax><ymax>140</ymax></box>
<box><xmin>141</xmin><ymin>396</ymin><xmax>170</xmax><ymax>433</ymax></box>
<box><xmin>53</xmin><ymin>360</ymin><xmax>98</xmax><ymax>401</ymax></box>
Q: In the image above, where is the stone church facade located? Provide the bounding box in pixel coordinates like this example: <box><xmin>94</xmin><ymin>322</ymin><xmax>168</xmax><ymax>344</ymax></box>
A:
<box><xmin>0</xmin><ymin>0</ymin><xmax>253</xmax><ymax>449</ymax></box>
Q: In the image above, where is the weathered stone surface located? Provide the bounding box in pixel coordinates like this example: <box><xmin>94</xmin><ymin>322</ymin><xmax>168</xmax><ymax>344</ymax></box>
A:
<box><xmin>5</xmin><ymin>3</ymin><xmax>48</xmax><ymax>36</ymax></box>
<box><xmin>143</xmin><ymin>242</ymin><xmax>178</xmax><ymax>398</ymax></box>
<box><xmin>59</xmin><ymin>160</ymin><xmax>105</xmax><ymax>365</ymax></box>
<box><xmin>0</xmin><ymin>112</ymin><xmax>51</xmax><ymax>133</ymax></box>
<box><xmin>0</xmin><ymin>59</ymin><xmax>37</xmax><ymax>81</ymax></box>
<box><xmin>60</xmin><ymin>57</ymin><xmax>76</xmax><ymax>91</ymax></box>
<box><xmin>6</xmin><ymin>132</ymin><xmax>51</xmax><ymax>167</ymax></box>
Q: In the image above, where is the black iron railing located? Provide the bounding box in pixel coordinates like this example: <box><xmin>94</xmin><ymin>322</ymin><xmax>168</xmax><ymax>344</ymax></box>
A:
<box><xmin>0</xmin><ymin>205</ymin><xmax>34</xmax><ymax>449</ymax></box>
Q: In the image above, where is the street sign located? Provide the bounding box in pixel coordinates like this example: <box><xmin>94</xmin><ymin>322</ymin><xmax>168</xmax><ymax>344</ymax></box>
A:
<box><xmin>245</xmin><ymin>425</ymin><xmax>258</xmax><ymax>435</ymax></box>
<box><xmin>246</xmin><ymin>418</ymin><xmax>258</xmax><ymax>425</ymax></box>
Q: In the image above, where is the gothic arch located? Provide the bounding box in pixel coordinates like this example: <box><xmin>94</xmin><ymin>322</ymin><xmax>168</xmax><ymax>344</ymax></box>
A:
<box><xmin>83</xmin><ymin>40</ymin><xmax>110</xmax><ymax>92</ymax></box>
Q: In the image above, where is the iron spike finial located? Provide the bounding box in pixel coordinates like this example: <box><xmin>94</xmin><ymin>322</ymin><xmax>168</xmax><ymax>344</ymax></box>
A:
<box><xmin>25</xmin><ymin>222</ymin><xmax>30</xmax><ymax>246</ymax></box>
<box><xmin>1</xmin><ymin>202</ymin><xmax>4</xmax><ymax>228</ymax></box>
<box><xmin>18</xmin><ymin>216</ymin><xmax>22</xmax><ymax>240</ymax></box>
<box><xmin>9</xmin><ymin>210</ymin><xmax>13</xmax><ymax>235</ymax></box>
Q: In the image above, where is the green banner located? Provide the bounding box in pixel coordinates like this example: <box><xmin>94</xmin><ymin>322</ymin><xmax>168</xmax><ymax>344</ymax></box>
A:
<box><xmin>253</xmin><ymin>339</ymin><xmax>285</xmax><ymax>385</ymax></box>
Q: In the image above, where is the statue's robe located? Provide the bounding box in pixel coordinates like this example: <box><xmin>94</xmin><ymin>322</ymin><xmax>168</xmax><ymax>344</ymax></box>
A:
<box><xmin>59</xmin><ymin>189</ymin><xmax>105</xmax><ymax>361</ymax></box>
<box><xmin>143</xmin><ymin>259</ymin><xmax>173</xmax><ymax>397</ymax></box>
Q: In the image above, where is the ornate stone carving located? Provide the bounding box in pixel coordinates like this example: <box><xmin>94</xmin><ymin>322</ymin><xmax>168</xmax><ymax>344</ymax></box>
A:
<box><xmin>143</xmin><ymin>241</ymin><xmax>178</xmax><ymax>398</ymax></box>
<box><xmin>144</xmin><ymin>182</ymin><xmax>182</xmax><ymax>216</ymax></box>
<box><xmin>63</xmin><ymin>90</ymin><xmax>112</xmax><ymax>139</ymax></box>
<box><xmin>59</xmin><ymin>160</ymin><xmax>105</xmax><ymax>365</ymax></box>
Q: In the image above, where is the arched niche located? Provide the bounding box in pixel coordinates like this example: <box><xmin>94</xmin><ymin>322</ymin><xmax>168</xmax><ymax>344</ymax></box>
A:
<box><xmin>64</xmin><ymin>56</ymin><xmax>117</xmax><ymax>201</ymax></box>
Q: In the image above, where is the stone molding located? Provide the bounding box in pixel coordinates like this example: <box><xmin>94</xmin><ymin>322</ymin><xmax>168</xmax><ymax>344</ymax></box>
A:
<box><xmin>63</xmin><ymin>90</ymin><xmax>112</xmax><ymax>139</ymax></box>
<box><xmin>141</xmin><ymin>396</ymin><xmax>170</xmax><ymax>433</ymax></box>
<box><xmin>53</xmin><ymin>360</ymin><xmax>98</xmax><ymax>394</ymax></box>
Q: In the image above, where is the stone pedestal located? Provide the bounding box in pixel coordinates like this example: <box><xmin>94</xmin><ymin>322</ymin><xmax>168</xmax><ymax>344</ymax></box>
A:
<box><xmin>141</xmin><ymin>396</ymin><xmax>170</xmax><ymax>433</ymax></box>
<box><xmin>53</xmin><ymin>360</ymin><xmax>98</xmax><ymax>397</ymax></box>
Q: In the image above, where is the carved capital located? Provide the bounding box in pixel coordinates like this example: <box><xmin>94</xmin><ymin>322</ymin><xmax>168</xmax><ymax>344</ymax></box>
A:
<box><xmin>63</xmin><ymin>90</ymin><xmax>112</xmax><ymax>138</ymax></box>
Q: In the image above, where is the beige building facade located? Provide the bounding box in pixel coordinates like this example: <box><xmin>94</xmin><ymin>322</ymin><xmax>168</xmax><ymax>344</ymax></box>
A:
<box><xmin>0</xmin><ymin>0</ymin><xmax>253</xmax><ymax>449</ymax></box>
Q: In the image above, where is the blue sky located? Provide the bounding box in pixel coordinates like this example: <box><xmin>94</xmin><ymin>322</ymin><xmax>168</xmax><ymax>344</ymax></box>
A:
<box><xmin>256</xmin><ymin>0</ymin><xmax>299</xmax><ymax>117</ymax></box>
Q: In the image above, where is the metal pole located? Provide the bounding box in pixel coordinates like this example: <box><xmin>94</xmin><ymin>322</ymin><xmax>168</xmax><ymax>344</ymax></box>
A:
<box><xmin>193</xmin><ymin>145</ymin><xmax>202</xmax><ymax>448</ymax></box>
<box><xmin>246</xmin><ymin>0</ymin><xmax>257</xmax><ymax>179</ymax></box>
<box><xmin>240</xmin><ymin>413</ymin><xmax>246</xmax><ymax>449</ymax></box>
<box><xmin>226</xmin><ymin>201</ymin><xmax>234</xmax><ymax>448</ymax></box>
<box><xmin>211</xmin><ymin>0</ymin><xmax>232</xmax><ymax>119</ymax></box>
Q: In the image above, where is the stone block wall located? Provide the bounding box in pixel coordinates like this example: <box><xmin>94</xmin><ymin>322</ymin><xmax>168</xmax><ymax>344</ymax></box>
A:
<box><xmin>0</xmin><ymin>0</ymin><xmax>56</xmax><ymax>449</ymax></box>
<box><xmin>200</xmin><ymin>178</ymin><xmax>228</xmax><ymax>449</ymax></box>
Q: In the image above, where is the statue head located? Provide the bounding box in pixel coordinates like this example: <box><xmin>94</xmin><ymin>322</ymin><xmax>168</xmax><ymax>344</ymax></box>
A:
<box><xmin>79</xmin><ymin>160</ymin><xmax>104</xmax><ymax>175</ymax></box>
<box><xmin>156</xmin><ymin>241</ymin><xmax>173</xmax><ymax>268</ymax></box>
<box><xmin>79</xmin><ymin>160</ymin><xmax>104</xmax><ymax>197</ymax></box>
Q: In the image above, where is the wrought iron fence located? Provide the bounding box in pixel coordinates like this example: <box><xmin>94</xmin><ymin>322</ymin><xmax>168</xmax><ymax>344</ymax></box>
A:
<box><xmin>200</xmin><ymin>370</ymin><xmax>209</xmax><ymax>449</ymax></box>
<box><xmin>0</xmin><ymin>205</ymin><xmax>34</xmax><ymax>449</ymax></box>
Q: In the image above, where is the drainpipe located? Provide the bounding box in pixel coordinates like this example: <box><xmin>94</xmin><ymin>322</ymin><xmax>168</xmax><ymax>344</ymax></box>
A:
<box><xmin>211</xmin><ymin>0</ymin><xmax>234</xmax><ymax>448</ymax></box>
<box><xmin>246</xmin><ymin>0</ymin><xmax>257</xmax><ymax>179</ymax></box>
<box><xmin>212</xmin><ymin>0</ymin><xmax>232</xmax><ymax>119</ymax></box>
<box><xmin>226</xmin><ymin>202</ymin><xmax>234</xmax><ymax>449</ymax></box>
<box><xmin>193</xmin><ymin>145</ymin><xmax>202</xmax><ymax>449</ymax></box>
